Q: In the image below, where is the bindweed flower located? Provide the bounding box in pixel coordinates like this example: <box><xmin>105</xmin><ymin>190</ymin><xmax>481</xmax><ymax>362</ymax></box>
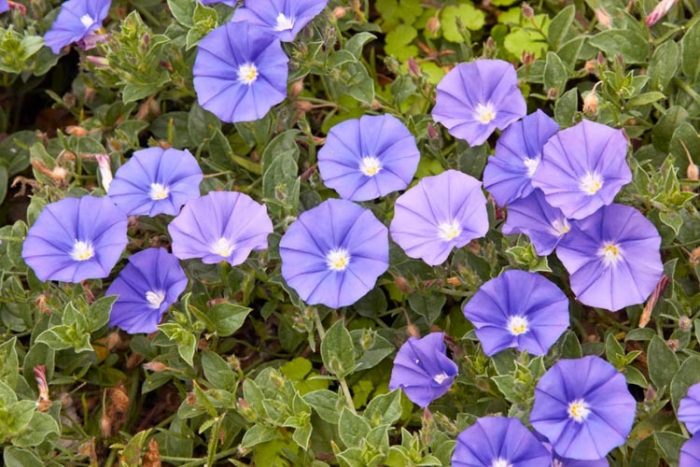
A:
<box><xmin>502</xmin><ymin>189</ymin><xmax>571</xmax><ymax>256</ymax></box>
<box><xmin>390</xmin><ymin>170</ymin><xmax>489</xmax><ymax>266</ymax></box>
<box><xmin>679</xmin><ymin>383</ymin><xmax>700</xmax><ymax>435</ymax></box>
<box><xmin>108</xmin><ymin>147</ymin><xmax>203</xmax><ymax>217</ymax></box>
<box><xmin>463</xmin><ymin>270</ymin><xmax>569</xmax><ymax>356</ymax></box>
<box><xmin>389</xmin><ymin>332</ymin><xmax>457</xmax><ymax>407</ymax></box>
<box><xmin>232</xmin><ymin>0</ymin><xmax>329</xmax><ymax>42</ymax></box>
<box><xmin>681</xmin><ymin>436</ymin><xmax>700</xmax><ymax>467</ymax></box>
<box><xmin>22</xmin><ymin>196</ymin><xmax>128</xmax><ymax>283</ymax></box>
<box><xmin>193</xmin><ymin>22</ymin><xmax>289</xmax><ymax>123</ymax></box>
<box><xmin>483</xmin><ymin>110</ymin><xmax>560</xmax><ymax>206</ymax></box>
<box><xmin>107</xmin><ymin>248</ymin><xmax>187</xmax><ymax>334</ymax></box>
<box><xmin>452</xmin><ymin>416</ymin><xmax>552</xmax><ymax>467</ymax></box>
<box><xmin>532</xmin><ymin>120</ymin><xmax>631</xmax><ymax>220</ymax></box>
<box><xmin>0</xmin><ymin>0</ymin><xmax>7</xmax><ymax>14</ymax></box>
<box><xmin>555</xmin><ymin>204</ymin><xmax>663</xmax><ymax>311</ymax></box>
<box><xmin>539</xmin><ymin>436</ymin><xmax>609</xmax><ymax>467</ymax></box>
<box><xmin>168</xmin><ymin>192</ymin><xmax>273</xmax><ymax>266</ymax></box>
<box><xmin>530</xmin><ymin>356</ymin><xmax>636</xmax><ymax>461</ymax></box>
<box><xmin>318</xmin><ymin>114</ymin><xmax>420</xmax><ymax>201</ymax></box>
<box><xmin>44</xmin><ymin>0</ymin><xmax>111</xmax><ymax>54</ymax></box>
<box><xmin>432</xmin><ymin>59</ymin><xmax>526</xmax><ymax>146</ymax></box>
<box><xmin>279</xmin><ymin>199</ymin><xmax>389</xmax><ymax>308</ymax></box>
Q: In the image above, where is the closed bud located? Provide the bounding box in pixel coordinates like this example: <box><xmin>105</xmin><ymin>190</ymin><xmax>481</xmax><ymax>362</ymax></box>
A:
<box><xmin>689</xmin><ymin>247</ymin><xmax>700</xmax><ymax>266</ymax></box>
<box><xmin>426</xmin><ymin>16</ymin><xmax>440</xmax><ymax>35</ymax></box>
<box><xmin>290</xmin><ymin>79</ymin><xmax>304</xmax><ymax>97</ymax></box>
<box><xmin>522</xmin><ymin>3</ymin><xmax>534</xmax><ymax>18</ymax></box>
<box><xmin>687</xmin><ymin>162</ymin><xmax>699</xmax><ymax>180</ymax></box>
<box><xmin>66</xmin><ymin>125</ymin><xmax>89</xmax><ymax>137</ymax></box>
<box><xmin>584</xmin><ymin>59</ymin><xmax>597</xmax><ymax>75</ymax></box>
<box><xmin>85</xmin><ymin>56</ymin><xmax>109</xmax><ymax>68</ymax></box>
<box><xmin>407</xmin><ymin>57</ymin><xmax>420</xmax><ymax>77</ymax></box>
<box><xmin>595</xmin><ymin>8</ymin><xmax>612</xmax><ymax>29</ymax></box>
<box><xmin>679</xmin><ymin>315</ymin><xmax>693</xmax><ymax>332</ymax></box>
<box><xmin>332</xmin><ymin>6</ymin><xmax>347</xmax><ymax>19</ymax></box>
<box><xmin>394</xmin><ymin>276</ymin><xmax>411</xmax><ymax>294</ymax></box>
<box><xmin>143</xmin><ymin>361</ymin><xmax>169</xmax><ymax>372</ymax></box>
<box><xmin>521</xmin><ymin>51</ymin><xmax>535</xmax><ymax>66</ymax></box>
<box><xmin>583</xmin><ymin>91</ymin><xmax>599</xmax><ymax>115</ymax></box>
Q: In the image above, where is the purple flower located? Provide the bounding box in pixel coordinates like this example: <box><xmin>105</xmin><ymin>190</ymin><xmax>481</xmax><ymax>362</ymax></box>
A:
<box><xmin>681</xmin><ymin>436</ymin><xmax>700</xmax><ymax>467</ymax></box>
<box><xmin>679</xmin><ymin>383</ymin><xmax>700</xmax><ymax>435</ymax></box>
<box><xmin>432</xmin><ymin>59</ymin><xmax>526</xmax><ymax>146</ymax></box>
<box><xmin>22</xmin><ymin>196</ymin><xmax>128</xmax><ymax>283</ymax></box>
<box><xmin>193</xmin><ymin>22</ymin><xmax>289</xmax><ymax>123</ymax></box>
<box><xmin>168</xmin><ymin>192</ymin><xmax>273</xmax><ymax>266</ymax></box>
<box><xmin>318</xmin><ymin>115</ymin><xmax>420</xmax><ymax>201</ymax></box>
<box><xmin>108</xmin><ymin>147</ymin><xmax>203</xmax><ymax>217</ymax></box>
<box><xmin>44</xmin><ymin>0</ymin><xmax>111</xmax><ymax>54</ymax></box>
<box><xmin>390</xmin><ymin>170</ymin><xmax>489</xmax><ymax>266</ymax></box>
<box><xmin>502</xmin><ymin>190</ymin><xmax>571</xmax><ymax>256</ymax></box>
<box><xmin>532</xmin><ymin>120</ymin><xmax>631</xmax><ymax>220</ymax></box>
<box><xmin>463</xmin><ymin>270</ymin><xmax>569</xmax><ymax>356</ymax></box>
<box><xmin>279</xmin><ymin>199</ymin><xmax>388</xmax><ymax>308</ymax></box>
<box><xmin>530</xmin><ymin>356</ymin><xmax>636</xmax><ymax>461</ymax></box>
<box><xmin>452</xmin><ymin>416</ymin><xmax>552</xmax><ymax>467</ymax></box>
<box><xmin>540</xmin><ymin>438</ymin><xmax>609</xmax><ymax>467</ymax></box>
<box><xmin>388</xmin><ymin>332</ymin><xmax>458</xmax><ymax>408</ymax></box>
<box><xmin>483</xmin><ymin>110</ymin><xmax>559</xmax><ymax>206</ymax></box>
<box><xmin>232</xmin><ymin>0</ymin><xmax>328</xmax><ymax>42</ymax></box>
<box><xmin>107</xmin><ymin>248</ymin><xmax>187</xmax><ymax>334</ymax></box>
<box><xmin>555</xmin><ymin>204</ymin><xmax>663</xmax><ymax>311</ymax></box>
<box><xmin>0</xmin><ymin>0</ymin><xmax>8</xmax><ymax>14</ymax></box>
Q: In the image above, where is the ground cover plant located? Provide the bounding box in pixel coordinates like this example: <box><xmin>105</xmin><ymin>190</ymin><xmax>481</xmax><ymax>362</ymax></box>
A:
<box><xmin>0</xmin><ymin>0</ymin><xmax>699</xmax><ymax>465</ymax></box>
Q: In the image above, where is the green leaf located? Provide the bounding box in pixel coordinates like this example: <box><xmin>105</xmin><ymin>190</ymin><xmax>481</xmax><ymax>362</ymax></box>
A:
<box><xmin>345</xmin><ymin>33</ymin><xmax>376</xmax><ymax>59</ymax></box>
<box><xmin>240</xmin><ymin>424</ymin><xmax>278</xmax><ymax>449</ymax></box>
<box><xmin>627</xmin><ymin>91</ymin><xmax>666</xmax><ymax>108</ymax></box>
<box><xmin>364</xmin><ymin>391</ymin><xmax>402</xmax><ymax>427</ymax></box>
<box><xmin>544</xmin><ymin>51</ymin><xmax>569</xmax><ymax>95</ymax></box>
<box><xmin>303</xmin><ymin>389</ymin><xmax>343</xmax><ymax>424</ymax></box>
<box><xmin>440</xmin><ymin>4</ymin><xmax>485</xmax><ymax>42</ymax></box>
<box><xmin>548</xmin><ymin>5</ymin><xmax>575</xmax><ymax>50</ymax></box>
<box><xmin>589</xmin><ymin>29</ymin><xmax>650</xmax><ymax>64</ymax></box>
<box><xmin>88</xmin><ymin>295</ymin><xmax>117</xmax><ymax>331</ymax></box>
<box><xmin>201</xmin><ymin>351</ymin><xmax>236</xmax><ymax>390</ymax></box>
<box><xmin>385</xmin><ymin>25</ymin><xmax>417</xmax><ymax>60</ymax></box>
<box><xmin>647</xmin><ymin>336</ymin><xmax>679</xmax><ymax>391</ymax></box>
<box><xmin>407</xmin><ymin>292</ymin><xmax>446</xmax><ymax>325</ymax></box>
<box><xmin>659</xmin><ymin>210</ymin><xmax>683</xmax><ymax>236</ymax></box>
<box><xmin>654</xmin><ymin>431</ymin><xmax>685</xmax><ymax>464</ymax></box>
<box><xmin>207</xmin><ymin>303</ymin><xmax>251</xmax><ymax>337</ymax></box>
<box><xmin>0</xmin><ymin>337</ymin><xmax>19</xmax><ymax>389</ymax></box>
<box><xmin>681</xmin><ymin>19</ymin><xmax>700</xmax><ymax>81</ymax></box>
<box><xmin>648</xmin><ymin>40</ymin><xmax>680</xmax><ymax>91</ymax></box>
<box><xmin>36</xmin><ymin>325</ymin><xmax>92</xmax><ymax>353</ymax></box>
<box><xmin>159</xmin><ymin>323</ymin><xmax>197</xmax><ymax>367</ymax></box>
<box><xmin>338</xmin><ymin>407</ymin><xmax>371</xmax><ymax>448</ymax></box>
<box><xmin>11</xmin><ymin>412</ymin><xmax>60</xmax><ymax>448</ymax></box>
<box><xmin>554</xmin><ymin>88</ymin><xmax>578</xmax><ymax>126</ymax></box>
<box><xmin>321</xmin><ymin>321</ymin><xmax>356</xmax><ymax>378</ymax></box>
<box><xmin>671</xmin><ymin>356</ymin><xmax>700</xmax><ymax>411</ymax></box>
<box><xmin>3</xmin><ymin>447</ymin><xmax>43</xmax><ymax>467</ymax></box>
<box><xmin>168</xmin><ymin>0</ymin><xmax>195</xmax><ymax>27</ymax></box>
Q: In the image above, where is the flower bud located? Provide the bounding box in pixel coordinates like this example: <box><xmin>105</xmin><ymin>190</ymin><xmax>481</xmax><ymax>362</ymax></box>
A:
<box><xmin>595</xmin><ymin>8</ymin><xmax>612</xmax><ymax>28</ymax></box>
<box><xmin>583</xmin><ymin>91</ymin><xmax>599</xmax><ymax>115</ymax></box>
<box><xmin>332</xmin><ymin>6</ymin><xmax>347</xmax><ymax>19</ymax></box>
<box><xmin>426</xmin><ymin>16</ymin><xmax>440</xmax><ymax>35</ymax></box>
<box><xmin>95</xmin><ymin>154</ymin><xmax>113</xmax><ymax>191</ymax></box>
<box><xmin>687</xmin><ymin>162</ymin><xmax>699</xmax><ymax>181</ymax></box>
<box><xmin>679</xmin><ymin>315</ymin><xmax>693</xmax><ymax>332</ymax></box>
<box><xmin>522</xmin><ymin>3</ymin><xmax>534</xmax><ymax>18</ymax></box>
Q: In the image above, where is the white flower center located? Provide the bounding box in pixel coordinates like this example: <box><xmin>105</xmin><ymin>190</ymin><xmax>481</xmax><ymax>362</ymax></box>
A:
<box><xmin>474</xmin><ymin>102</ymin><xmax>496</xmax><ymax>124</ymax></box>
<box><xmin>506</xmin><ymin>315</ymin><xmax>529</xmax><ymax>336</ymax></box>
<box><xmin>274</xmin><ymin>12</ymin><xmax>295</xmax><ymax>31</ymax></box>
<box><xmin>579</xmin><ymin>171</ymin><xmax>604</xmax><ymax>195</ymax></box>
<box><xmin>567</xmin><ymin>399</ymin><xmax>591</xmax><ymax>423</ymax></box>
<box><xmin>433</xmin><ymin>372</ymin><xmax>449</xmax><ymax>384</ymax></box>
<box><xmin>326</xmin><ymin>248</ymin><xmax>351</xmax><ymax>271</ymax></box>
<box><xmin>238</xmin><ymin>63</ymin><xmax>259</xmax><ymax>85</ymax></box>
<box><xmin>599</xmin><ymin>241</ymin><xmax>622</xmax><ymax>267</ymax></box>
<box><xmin>210</xmin><ymin>237</ymin><xmax>235</xmax><ymax>258</ymax></box>
<box><xmin>145</xmin><ymin>290</ymin><xmax>166</xmax><ymax>309</ymax></box>
<box><xmin>80</xmin><ymin>14</ymin><xmax>95</xmax><ymax>28</ymax></box>
<box><xmin>149</xmin><ymin>183</ymin><xmax>170</xmax><ymax>201</ymax></box>
<box><xmin>359</xmin><ymin>156</ymin><xmax>382</xmax><ymax>177</ymax></box>
<box><xmin>70</xmin><ymin>240</ymin><xmax>95</xmax><ymax>262</ymax></box>
<box><xmin>491</xmin><ymin>458</ymin><xmax>512</xmax><ymax>467</ymax></box>
<box><xmin>523</xmin><ymin>157</ymin><xmax>540</xmax><ymax>177</ymax></box>
<box><xmin>551</xmin><ymin>218</ymin><xmax>571</xmax><ymax>236</ymax></box>
<box><xmin>437</xmin><ymin>220</ymin><xmax>462</xmax><ymax>241</ymax></box>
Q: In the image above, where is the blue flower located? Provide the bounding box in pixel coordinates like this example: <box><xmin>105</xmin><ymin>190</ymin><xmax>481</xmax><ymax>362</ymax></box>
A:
<box><xmin>232</xmin><ymin>0</ymin><xmax>329</xmax><ymax>42</ymax></box>
<box><xmin>44</xmin><ymin>0</ymin><xmax>111</xmax><ymax>54</ymax></box>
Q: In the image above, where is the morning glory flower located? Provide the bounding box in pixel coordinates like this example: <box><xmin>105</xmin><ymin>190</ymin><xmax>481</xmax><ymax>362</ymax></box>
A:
<box><xmin>193</xmin><ymin>22</ymin><xmax>289</xmax><ymax>123</ymax></box>
<box><xmin>44</xmin><ymin>0</ymin><xmax>111</xmax><ymax>54</ymax></box>
<box><xmin>168</xmin><ymin>192</ymin><xmax>273</xmax><ymax>266</ymax></box>
<box><xmin>107</xmin><ymin>248</ymin><xmax>188</xmax><ymax>334</ymax></box>
<box><xmin>555</xmin><ymin>204</ymin><xmax>663</xmax><ymax>311</ymax></box>
<box><xmin>0</xmin><ymin>1</ymin><xmax>8</xmax><ymax>14</ymax></box>
<box><xmin>532</xmin><ymin>120</ymin><xmax>632</xmax><ymax>220</ymax></box>
<box><xmin>388</xmin><ymin>332</ymin><xmax>458</xmax><ymax>408</ymax></box>
<box><xmin>432</xmin><ymin>59</ymin><xmax>527</xmax><ymax>146</ymax></box>
<box><xmin>530</xmin><ymin>356</ymin><xmax>636</xmax><ymax>461</ymax></box>
<box><xmin>463</xmin><ymin>270</ymin><xmax>569</xmax><ymax>356</ymax></box>
<box><xmin>681</xmin><ymin>436</ymin><xmax>700</xmax><ymax>467</ymax></box>
<box><xmin>679</xmin><ymin>383</ymin><xmax>700</xmax><ymax>435</ymax></box>
<box><xmin>279</xmin><ymin>199</ymin><xmax>389</xmax><ymax>308</ymax></box>
<box><xmin>22</xmin><ymin>196</ymin><xmax>128</xmax><ymax>283</ymax></box>
<box><xmin>232</xmin><ymin>0</ymin><xmax>329</xmax><ymax>42</ymax></box>
<box><xmin>502</xmin><ymin>190</ymin><xmax>571</xmax><ymax>256</ymax></box>
<box><xmin>483</xmin><ymin>110</ymin><xmax>560</xmax><ymax>206</ymax></box>
<box><xmin>539</xmin><ymin>437</ymin><xmax>610</xmax><ymax>467</ymax></box>
<box><xmin>390</xmin><ymin>170</ymin><xmax>489</xmax><ymax>266</ymax></box>
<box><xmin>452</xmin><ymin>416</ymin><xmax>552</xmax><ymax>467</ymax></box>
<box><xmin>108</xmin><ymin>147</ymin><xmax>203</xmax><ymax>217</ymax></box>
<box><xmin>318</xmin><ymin>114</ymin><xmax>420</xmax><ymax>201</ymax></box>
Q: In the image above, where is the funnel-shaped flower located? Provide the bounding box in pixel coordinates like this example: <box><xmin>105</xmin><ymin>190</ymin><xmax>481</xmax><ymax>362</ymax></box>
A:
<box><xmin>232</xmin><ymin>0</ymin><xmax>329</xmax><ymax>42</ymax></box>
<box><xmin>44</xmin><ymin>0</ymin><xmax>111</xmax><ymax>54</ymax></box>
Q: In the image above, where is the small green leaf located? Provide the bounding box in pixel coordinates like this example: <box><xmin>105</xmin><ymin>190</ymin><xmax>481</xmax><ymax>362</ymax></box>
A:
<box><xmin>201</xmin><ymin>351</ymin><xmax>236</xmax><ymax>390</ymax></box>
<box><xmin>544</xmin><ymin>52</ymin><xmax>568</xmax><ymax>95</ymax></box>
<box><xmin>548</xmin><ymin>5</ymin><xmax>575</xmax><ymax>50</ymax></box>
<box><xmin>441</xmin><ymin>4</ymin><xmax>485</xmax><ymax>42</ymax></box>
<box><xmin>321</xmin><ymin>321</ymin><xmax>356</xmax><ymax>378</ymax></box>
<box><xmin>681</xmin><ymin>19</ymin><xmax>700</xmax><ymax>81</ymax></box>
<box><xmin>207</xmin><ymin>303</ymin><xmax>251</xmax><ymax>337</ymax></box>
<box><xmin>589</xmin><ymin>29</ymin><xmax>651</xmax><ymax>64</ymax></box>
<box><xmin>647</xmin><ymin>336</ymin><xmax>679</xmax><ymax>391</ymax></box>
<box><xmin>338</xmin><ymin>407</ymin><xmax>371</xmax><ymax>448</ymax></box>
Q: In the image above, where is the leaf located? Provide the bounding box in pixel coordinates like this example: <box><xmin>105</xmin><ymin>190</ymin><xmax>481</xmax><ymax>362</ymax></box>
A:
<box><xmin>338</xmin><ymin>407</ymin><xmax>371</xmax><ymax>448</ymax></box>
<box><xmin>303</xmin><ymin>389</ymin><xmax>343</xmax><ymax>424</ymax></box>
<box><xmin>201</xmin><ymin>351</ymin><xmax>236</xmax><ymax>390</ymax></box>
<box><xmin>671</xmin><ymin>356</ymin><xmax>700</xmax><ymax>411</ymax></box>
<box><xmin>544</xmin><ymin>51</ymin><xmax>569</xmax><ymax>95</ymax></box>
<box><xmin>168</xmin><ymin>0</ymin><xmax>195</xmax><ymax>27</ymax></box>
<box><xmin>654</xmin><ymin>431</ymin><xmax>685</xmax><ymax>464</ymax></box>
<box><xmin>385</xmin><ymin>25</ymin><xmax>418</xmax><ymax>60</ymax></box>
<box><xmin>158</xmin><ymin>323</ymin><xmax>197</xmax><ymax>367</ymax></box>
<box><xmin>648</xmin><ymin>40</ymin><xmax>680</xmax><ymax>91</ymax></box>
<box><xmin>0</xmin><ymin>337</ymin><xmax>19</xmax><ymax>389</ymax></box>
<box><xmin>407</xmin><ymin>292</ymin><xmax>446</xmax><ymax>325</ymax></box>
<box><xmin>440</xmin><ymin>4</ymin><xmax>485</xmax><ymax>42</ymax></box>
<box><xmin>11</xmin><ymin>412</ymin><xmax>60</xmax><ymax>448</ymax></box>
<box><xmin>88</xmin><ymin>295</ymin><xmax>117</xmax><ymax>331</ymax></box>
<box><xmin>321</xmin><ymin>321</ymin><xmax>356</xmax><ymax>378</ymax></box>
<box><xmin>240</xmin><ymin>424</ymin><xmax>278</xmax><ymax>449</ymax></box>
<box><xmin>3</xmin><ymin>447</ymin><xmax>43</xmax><ymax>467</ymax></box>
<box><xmin>548</xmin><ymin>5</ymin><xmax>575</xmax><ymax>50</ymax></box>
<box><xmin>345</xmin><ymin>33</ymin><xmax>376</xmax><ymax>58</ymax></box>
<box><xmin>627</xmin><ymin>92</ymin><xmax>666</xmax><ymax>108</ymax></box>
<box><xmin>207</xmin><ymin>303</ymin><xmax>251</xmax><ymax>336</ymax></box>
<box><xmin>36</xmin><ymin>325</ymin><xmax>91</xmax><ymax>353</ymax></box>
<box><xmin>588</xmin><ymin>29</ymin><xmax>650</xmax><ymax>64</ymax></box>
<box><xmin>554</xmin><ymin>88</ymin><xmax>578</xmax><ymax>126</ymax></box>
<box><xmin>659</xmin><ymin>210</ymin><xmax>683</xmax><ymax>236</ymax></box>
<box><xmin>682</xmin><ymin>19</ymin><xmax>700</xmax><ymax>81</ymax></box>
<box><xmin>647</xmin><ymin>336</ymin><xmax>679</xmax><ymax>391</ymax></box>
<box><xmin>364</xmin><ymin>391</ymin><xmax>402</xmax><ymax>427</ymax></box>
